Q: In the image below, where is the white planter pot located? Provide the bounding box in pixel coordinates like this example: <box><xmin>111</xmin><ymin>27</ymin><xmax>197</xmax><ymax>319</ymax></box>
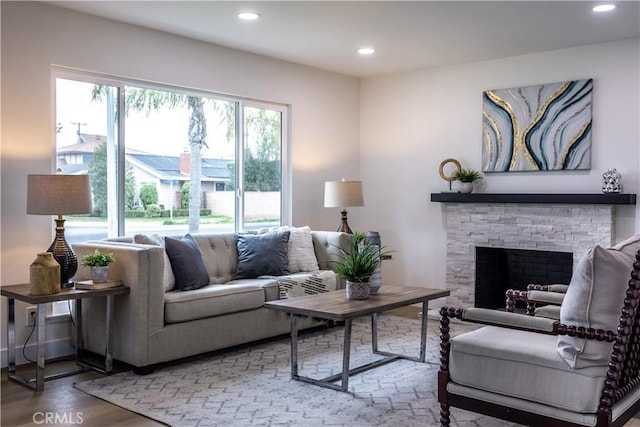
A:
<box><xmin>459</xmin><ymin>182</ymin><xmax>474</xmax><ymax>193</ymax></box>
<box><xmin>90</xmin><ymin>266</ymin><xmax>109</xmax><ymax>282</ymax></box>
<box><xmin>346</xmin><ymin>281</ymin><xmax>370</xmax><ymax>300</ymax></box>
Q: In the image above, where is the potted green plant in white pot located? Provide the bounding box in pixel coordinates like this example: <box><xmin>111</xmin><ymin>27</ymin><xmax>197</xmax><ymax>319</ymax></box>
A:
<box><xmin>334</xmin><ymin>232</ymin><xmax>390</xmax><ymax>300</ymax></box>
<box><xmin>455</xmin><ymin>168</ymin><xmax>482</xmax><ymax>193</ymax></box>
<box><xmin>81</xmin><ymin>249</ymin><xmax>115</xmax><ymax>282</ymax></box>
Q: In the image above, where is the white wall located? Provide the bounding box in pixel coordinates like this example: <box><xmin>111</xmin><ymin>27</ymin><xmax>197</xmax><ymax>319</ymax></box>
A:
<box><xmin>0</xmin><ymin>2</ymin><xmax>360</xmax><ymax>363</ymax></box>
<box><xmin>360</xmin><ymin>38</ymin><xmax>640</xmax><ymax>295</ymax></box>
<box><xmin>2</xmin><ymin>1</ymin><xmax>639</xmax><ymax>365</ymax></box>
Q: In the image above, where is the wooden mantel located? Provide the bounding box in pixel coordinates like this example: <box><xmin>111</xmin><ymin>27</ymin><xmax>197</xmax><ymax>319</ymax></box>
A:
<box><xmin>430</xmin><ymin>193</ymin><xmax>637</xmax><ymax>205</ymax></box>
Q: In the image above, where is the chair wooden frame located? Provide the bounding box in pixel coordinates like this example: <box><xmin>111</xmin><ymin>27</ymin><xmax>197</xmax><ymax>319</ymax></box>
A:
<box><xmin>438</xmin><ymin>250</ymin><xmax>640</xmax><ymax>427</ymax></box>
<box><xmin>506</xmin><ymin>283</ymin><xmax>568</xmax><ymax>315</ymax></box>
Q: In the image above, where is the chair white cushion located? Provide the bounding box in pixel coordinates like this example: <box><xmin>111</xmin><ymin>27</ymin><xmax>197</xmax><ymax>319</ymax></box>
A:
<box><xmin>450</xmin><ymin>326</ymin><xmax>608</xmax><ymax>413</ymax></box>
<box><xmin>558</xmin><ymin>234</ymin><xmax>640</xmax><ymax>368</ymax></box>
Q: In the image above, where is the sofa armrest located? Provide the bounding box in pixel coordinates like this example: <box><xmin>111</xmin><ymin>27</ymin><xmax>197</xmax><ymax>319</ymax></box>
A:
<box><xmin>73</xmin><ymin>241</ymin><xmax>166</xmax><ymax>366</ymax></box>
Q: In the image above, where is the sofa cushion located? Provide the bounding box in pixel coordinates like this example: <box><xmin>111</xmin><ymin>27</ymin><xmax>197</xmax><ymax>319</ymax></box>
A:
<box><xmin>165</xmin><ymin>234</ymin><xmax>210</xmax><ymax>291</ymax></box>
<box><xmin>133</xmin><ymin>234</ymin><xmax>176</xmax><ymax>292</ymax></box>
<box><xmin>233</xmin><ymin>230</ymin><xmax>290</xmax><ymax>279</ymax></box>
<box><xmin>164</xmin><ymin>282</ymin><xmax>271</xmax><ymax>324</ymax></box>
<box><xmin>451</xmin><ymin>326</ymin><xmax>608</xmax><ymax>413</ymax></box>
<box><xmin>189</xmin><ymin>233</ymin><xmax>238</xmax><ymax>284</ymax></box>
<box><xmin>558</xmin><ymin>235</ymin><xmax>640</xmax><ymax>368</ymax></box>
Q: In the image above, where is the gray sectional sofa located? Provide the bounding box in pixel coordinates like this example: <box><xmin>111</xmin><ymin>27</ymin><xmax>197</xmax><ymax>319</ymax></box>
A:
<box><xmin>72</xmin><ymin>228</ymin><xmax>350</xmax><ymax>374</ymax></box>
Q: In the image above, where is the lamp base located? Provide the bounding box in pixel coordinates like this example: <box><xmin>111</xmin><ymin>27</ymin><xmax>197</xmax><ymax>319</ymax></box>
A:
<box><xmin>47</xmin><ymin>216</ymin><xmax>78</xmax><ymax>287</ymax></box>
<box><xmin>336</xmin><ymin>209</ymin><xmax>353</xmax><ymax>234</ymax></box>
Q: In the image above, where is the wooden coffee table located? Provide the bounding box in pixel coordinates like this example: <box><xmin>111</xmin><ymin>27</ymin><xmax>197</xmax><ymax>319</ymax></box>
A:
<box><xmin>265</xmin><ymin>285</ymin><xmax>449</xmax><ymax>392</ymax></box>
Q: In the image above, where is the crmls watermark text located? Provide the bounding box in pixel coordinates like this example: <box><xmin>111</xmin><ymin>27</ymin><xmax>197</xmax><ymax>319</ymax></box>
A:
<box><xmin>33</xmin><ymin>412</ymin><xmax>84</xmax><ymax>424</ymax></box>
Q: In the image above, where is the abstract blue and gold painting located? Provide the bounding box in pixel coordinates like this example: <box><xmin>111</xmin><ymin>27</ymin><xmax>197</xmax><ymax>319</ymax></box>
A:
<box><xmin>482</xmin><ymin>79</ymin><xmax>592</xmax><ymax>172</ymax></box>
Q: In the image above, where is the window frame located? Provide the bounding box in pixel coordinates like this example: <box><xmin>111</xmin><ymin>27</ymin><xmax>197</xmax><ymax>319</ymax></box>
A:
<box><xmin>52</xmin><ymin>66</ymin><xmax>292</xmax><ymax>236</ymax></box>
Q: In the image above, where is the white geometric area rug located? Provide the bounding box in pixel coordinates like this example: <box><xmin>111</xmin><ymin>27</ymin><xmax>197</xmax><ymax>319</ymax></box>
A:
<box><xmin>75</xmin><ymin>315</ymin><xmax>516</xmax><ymax>427</ymax></box>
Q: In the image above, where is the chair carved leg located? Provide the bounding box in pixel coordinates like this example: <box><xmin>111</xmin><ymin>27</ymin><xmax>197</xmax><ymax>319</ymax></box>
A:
<box><xmin>440</xmin><ymin>403</ymin><xmax>450</xmax><ymax>426</ymax></box>
<box><xmin>439</xmin><ymin>307</ymin><xmax>460</xmax><ymax>427</ymax></box>
<box><xmin>505</xmin><ymin>289</ymin><xmax>515</xmax><ymax>312</ymax></box>
<box><xmin>526</xmin><ymin>301</ymin><xmax>536</xmax><ymax>316</ymax></box>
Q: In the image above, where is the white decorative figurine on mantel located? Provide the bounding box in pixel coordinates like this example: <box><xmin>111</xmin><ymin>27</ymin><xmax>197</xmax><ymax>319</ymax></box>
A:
<box><xmin>602</xmin><ymin>168</ymin><xmax>622</xmax><ymax>194</ymax></box>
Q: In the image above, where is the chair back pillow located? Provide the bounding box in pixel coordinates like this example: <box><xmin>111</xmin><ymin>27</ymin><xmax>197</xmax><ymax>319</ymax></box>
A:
<box><xmin>558</xmin><ymin>235</ymin><xmax>640</xmax><ymax>368</ymax></box>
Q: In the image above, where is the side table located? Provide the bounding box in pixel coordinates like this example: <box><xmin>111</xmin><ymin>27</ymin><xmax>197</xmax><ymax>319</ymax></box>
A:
<box><xmin>0</xmin><ymin>283</ymin><xmax>129</xmax><ymax>391</ymax></box>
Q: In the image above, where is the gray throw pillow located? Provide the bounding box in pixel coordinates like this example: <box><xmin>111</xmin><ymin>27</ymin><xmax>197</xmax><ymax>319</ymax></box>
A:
<box><xmin>233</xmin><ymin>230</ymin><xmax>290</xmax><ymax>279</ymax></box>
<box><xmin>165</xmin><ymin>234</ymin><xmax>210</xmax><ymax>291</ymax></box>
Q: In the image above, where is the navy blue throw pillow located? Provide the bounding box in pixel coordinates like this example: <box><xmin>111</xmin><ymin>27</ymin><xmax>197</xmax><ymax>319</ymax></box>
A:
<box><xmin>164</xmin><ymin>234</ymin><xmax>210</xmax><ymax>291</ymax></box>
<box><xmin>233</xmin><ymin>230</ymin><xmax>290</xmax><ymax>279</ymax></box>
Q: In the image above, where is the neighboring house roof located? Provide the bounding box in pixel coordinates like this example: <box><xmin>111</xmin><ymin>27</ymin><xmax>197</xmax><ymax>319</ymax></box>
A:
<box><xmin>57</xmin><ymin>133</ymin><xmax>107</xmax><ymax>154</ymax></box>
<box><xmin>60</xmin><ymin>164</ymin><xmax>88</xmax><ymax>174</ymax></box>
<box><xmin>127</xmin><ymin>154</ymin><xmax>232</xmax><ymax>181</ymax></box>
<box><xmin>57</xmin><ymin>133</ymin><xmax>232</xmax><ymax>181</ymax></box>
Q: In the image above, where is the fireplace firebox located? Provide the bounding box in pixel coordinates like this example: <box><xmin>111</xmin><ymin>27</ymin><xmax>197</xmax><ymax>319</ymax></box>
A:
<box><xmin>475</xmin><ymin>246</ymin><xmax>573</xmax><ymax>309</ymax></box>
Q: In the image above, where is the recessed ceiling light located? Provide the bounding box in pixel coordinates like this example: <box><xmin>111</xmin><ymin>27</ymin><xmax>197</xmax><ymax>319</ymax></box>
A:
<box><xmin>358</xmin><ymin>47</ymin><xmax>375</xmax><ymax>55</ymax></box>
<box><xmin>592</xmin><ymin>4</ymin><xmax>616</xmax><ymax>12</ymax></box>
<box><xmin>238</xmin><ymin>11</ymin><xmax>260</xmax><ymax>21</ymax></box>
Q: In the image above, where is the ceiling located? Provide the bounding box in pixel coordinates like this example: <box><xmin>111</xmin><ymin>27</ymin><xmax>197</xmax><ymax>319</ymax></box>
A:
<box><xmin>47</xmin><ymin>1</ymin><xmax>640</xmax><ymax>77</ymax></box>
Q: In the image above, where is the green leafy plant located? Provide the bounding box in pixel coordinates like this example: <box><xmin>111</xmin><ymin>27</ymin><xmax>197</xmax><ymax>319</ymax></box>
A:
<box><xmin>455</xmin><ymin>168</ymin><xmax>482</xmax><ymax>183</ymax></box>
<box><xmin>333</xmin><ymin>232</ymin><xmax>391</xmax><ymax>283</ymax></box>
<box><xmin>81</xmin><ymin>249</ymin><xmax>115</xmax><ymax>267</ymax></box>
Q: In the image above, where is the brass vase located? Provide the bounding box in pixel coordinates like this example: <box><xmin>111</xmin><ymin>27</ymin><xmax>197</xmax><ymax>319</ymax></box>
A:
<box><xmin>30</xmin><ymin>252</ymin><xmax>61</xmax><ymax>295</ymax></box>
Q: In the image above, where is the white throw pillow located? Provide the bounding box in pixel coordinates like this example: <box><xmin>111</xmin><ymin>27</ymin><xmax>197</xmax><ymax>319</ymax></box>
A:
<box><xmin>257</xmin><ymin>226</ymin><xmax>319</xmax><ymax>273</ymax></box>
<box><xmin>286</xmin><ymin>226</ymin><xmax>320</xmax><ymax>273</ymax></box>
<box><xmin>557</xmin><ymin>237</ymin><xmax>640</xmax><ymax>368</ymax></box>
<box><xmin>133</xmin><ymin>234</ymin><xmax>176</xmax><ymax>292</ymax></box>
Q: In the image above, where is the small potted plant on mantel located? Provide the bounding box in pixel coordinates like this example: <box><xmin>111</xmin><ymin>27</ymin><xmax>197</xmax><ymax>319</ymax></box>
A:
<box><xmin>334</xmin><ymin>232</ymin><xmax>391</xmax><ymax>300</ymax></box>
<box><xmin>455</xmin><ymin>168</ymin><xmax>482</xmax><ymax>193</ymax></box>
<box><xmin>81</xmin><ymin>249</ymin><xmax>115</xmax><ymax>283</ymax></box>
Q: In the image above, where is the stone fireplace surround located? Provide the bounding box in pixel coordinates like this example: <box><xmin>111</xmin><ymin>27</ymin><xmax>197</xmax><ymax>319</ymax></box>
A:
<box><xmin>432</xmin><ymin>193</ymin><xmax>638</xmax><ymax>308</ymax></box>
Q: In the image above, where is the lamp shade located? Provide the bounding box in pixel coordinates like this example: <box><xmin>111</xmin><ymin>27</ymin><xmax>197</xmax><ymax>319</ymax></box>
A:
<box><xmin>27</xmin><ymin>174</ymin><xmax>92</xmax><ymax>215</ymax></box>
<box><xmin>324</xmin><ymin>180</ymin><xmax>364</xmax><ymax>208</ymax></box>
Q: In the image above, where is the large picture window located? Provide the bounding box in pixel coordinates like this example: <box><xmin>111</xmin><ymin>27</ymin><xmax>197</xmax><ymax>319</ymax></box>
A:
<box><xmin>55</xmin><ymin>72</ymin><xmax>288</xmax><ymax>244</ymax></box>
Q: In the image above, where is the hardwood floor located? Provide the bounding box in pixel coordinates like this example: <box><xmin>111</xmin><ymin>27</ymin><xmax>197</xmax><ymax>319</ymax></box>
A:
<box><xmin>2</xmin><ymin>306</ymin><xmax>640</xmax><ymax>427</ymax></box>
<box><xmin>1</xmin><ymin>362</ymin><xmax>162</xmax><ymax>426</ymax></box>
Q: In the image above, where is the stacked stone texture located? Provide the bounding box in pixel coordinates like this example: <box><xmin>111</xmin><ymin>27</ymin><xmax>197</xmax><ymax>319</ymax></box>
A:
<box><xmin>444</xmin><ymin>203</ymin><xmax>614</xmax><ymax>307</ymax></box>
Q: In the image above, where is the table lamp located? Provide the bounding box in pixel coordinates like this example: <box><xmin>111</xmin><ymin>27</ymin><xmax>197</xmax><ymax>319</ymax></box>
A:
<box><xmin>27</xmin><ymin>174</ymin><xmax>92</xmax><ymax>287</ymax></box>
<box><xmin>324</xmin><ymin>179</ymin><xmax>364</xmax><ymax>234</ymax></box>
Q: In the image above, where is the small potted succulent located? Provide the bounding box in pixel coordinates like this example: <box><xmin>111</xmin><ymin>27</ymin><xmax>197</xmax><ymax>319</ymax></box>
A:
<box><xmin>81</xmin><ymin>249</ymin><xmax>115</xmax><ymax>282</ymax></box>
<box><xmin>334</xmin><ymin>232</ymin><xmax>391</xmax><ymax>300</ymax></box>
<box><xmin>455</xmin><ymin>168</ymin><xmax>482</xmax><ymax>193</ymax></box>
